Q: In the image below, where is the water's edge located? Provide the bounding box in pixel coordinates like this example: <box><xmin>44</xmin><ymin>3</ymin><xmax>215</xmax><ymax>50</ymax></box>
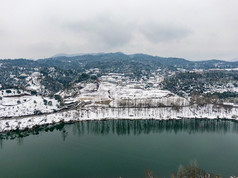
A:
<box><xmin>1</xmin><ymin>118</ymin><xmax>238</xmax><ymax>140</ymax></box>
<box><xmin>1</xmin><ymin>104</ymin><xmax>238</xmax><ymax>133</ymax></box>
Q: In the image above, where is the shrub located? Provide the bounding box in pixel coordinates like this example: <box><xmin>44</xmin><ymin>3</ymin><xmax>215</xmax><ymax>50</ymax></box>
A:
<box><xmin>6</xmin><ymin>90</ymin><xmax>12</xmax><ymax>93</ymax></box>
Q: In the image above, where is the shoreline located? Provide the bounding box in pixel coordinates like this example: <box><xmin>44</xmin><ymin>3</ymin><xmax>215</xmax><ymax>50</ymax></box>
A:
<box><xmin>1</xmin><ymin>104</ymin><xmax>238</xmax><ymax>133</ymax></box>
<box><xmin>1</xmin><ymin>118</ymin><xmax>238</xmax><ymax>141</ymax></box>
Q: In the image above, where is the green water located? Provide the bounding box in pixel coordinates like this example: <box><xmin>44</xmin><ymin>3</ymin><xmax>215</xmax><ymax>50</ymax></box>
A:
<box><xmin>1</xmin><ymin>119</ymin><xmax>238</xmax><ymax>177</ymax></box>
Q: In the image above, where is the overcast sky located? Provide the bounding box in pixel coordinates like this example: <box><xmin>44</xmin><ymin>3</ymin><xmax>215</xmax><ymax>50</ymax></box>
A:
<box><xmin>0</xmin><ymin>0</ymin><xmax>238</xmax><ymax>60</ymax></box>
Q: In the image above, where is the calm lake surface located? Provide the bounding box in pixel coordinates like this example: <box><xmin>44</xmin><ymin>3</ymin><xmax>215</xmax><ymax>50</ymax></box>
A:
<box><xmin>1</xmin><ymin>119</ymin><xmax>238</xmax><ymax>177</ymax></box>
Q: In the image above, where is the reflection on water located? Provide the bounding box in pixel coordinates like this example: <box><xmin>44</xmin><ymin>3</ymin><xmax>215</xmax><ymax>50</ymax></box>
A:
<box><xmin>1</xmin><ymin>119</ymin><xmax>238</xmax><ymax>144</ymax></box>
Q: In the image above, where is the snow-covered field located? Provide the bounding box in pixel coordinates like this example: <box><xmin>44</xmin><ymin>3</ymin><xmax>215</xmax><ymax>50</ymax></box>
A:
<box><xmin>0</xmin><ymin>89</ymin><xmax>60</xmax><ymax>117</ymax></box>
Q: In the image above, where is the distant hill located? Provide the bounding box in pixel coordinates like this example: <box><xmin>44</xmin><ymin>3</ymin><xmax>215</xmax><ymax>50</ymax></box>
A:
<box><xmin>39</xmin><ymin>52</ymin><xmax>238</xmax><ymax>71</ymax></box>
<box><xmin>2</xmin><ymin>52</ymin><xmax>238</xmax><ymax>72</ymax></box>
<box><xmin>51</xmin><ymin>52</ymin><xmax>105</xmax><ymax>58</ymax></box>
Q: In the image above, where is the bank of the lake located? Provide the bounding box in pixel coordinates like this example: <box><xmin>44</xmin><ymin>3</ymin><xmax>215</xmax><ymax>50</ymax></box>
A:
<box><xmin>1</xmin><ymin>119</ymin><xmax>238</xmax><ymax>177</ymax></box>
<box><xmin>1</xmin><ymin>104</ymin><xmax>238</xmax><ymax>133</ymax></box>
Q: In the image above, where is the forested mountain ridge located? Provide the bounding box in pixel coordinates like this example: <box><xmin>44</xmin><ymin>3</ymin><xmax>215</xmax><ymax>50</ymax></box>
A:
<box><xmin>1</xmin><ymin>52</ymin><xmax>238</xmax><ymax>71</ymax></box>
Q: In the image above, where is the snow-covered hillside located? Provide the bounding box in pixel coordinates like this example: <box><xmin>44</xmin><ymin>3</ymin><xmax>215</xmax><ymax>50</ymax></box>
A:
<box><xmin>25</xmin><ymin>72</ymin><xmax>45</xmax><ymax>92</ymax></box>
<box><xmin>59</xmin><ymin>82</ymin><xmax>189</xmax><ymax>107</ymax></box>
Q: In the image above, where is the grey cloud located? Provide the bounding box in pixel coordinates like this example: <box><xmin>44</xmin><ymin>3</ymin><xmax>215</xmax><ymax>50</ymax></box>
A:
<box><xmin>28</xmin><ymin>42</ymin><xmax>56</xmax><ymax>58</ymax></box>
<box><xmin>1</xmin><ymin>0</ymin><xmax>238</xmax><ymax>60</ymax></box>
<box><xmin>0</xmin><ymin>29</ymin><xmax>5</xmax><ymax>35</ymax></box>
<box><xmin>140</xmin><ymin>23</ymin><xmax>191</xmax><ymax>43</ymax></box>
<box><xmin>63</xmin><ymin>16</ymin><xmax>191</xmax><ymax>48</ymax></box>
<box><xmin>64</xmin><ymin>16</ymin><xmax>134</xmax><ymax>48</ymax></box>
